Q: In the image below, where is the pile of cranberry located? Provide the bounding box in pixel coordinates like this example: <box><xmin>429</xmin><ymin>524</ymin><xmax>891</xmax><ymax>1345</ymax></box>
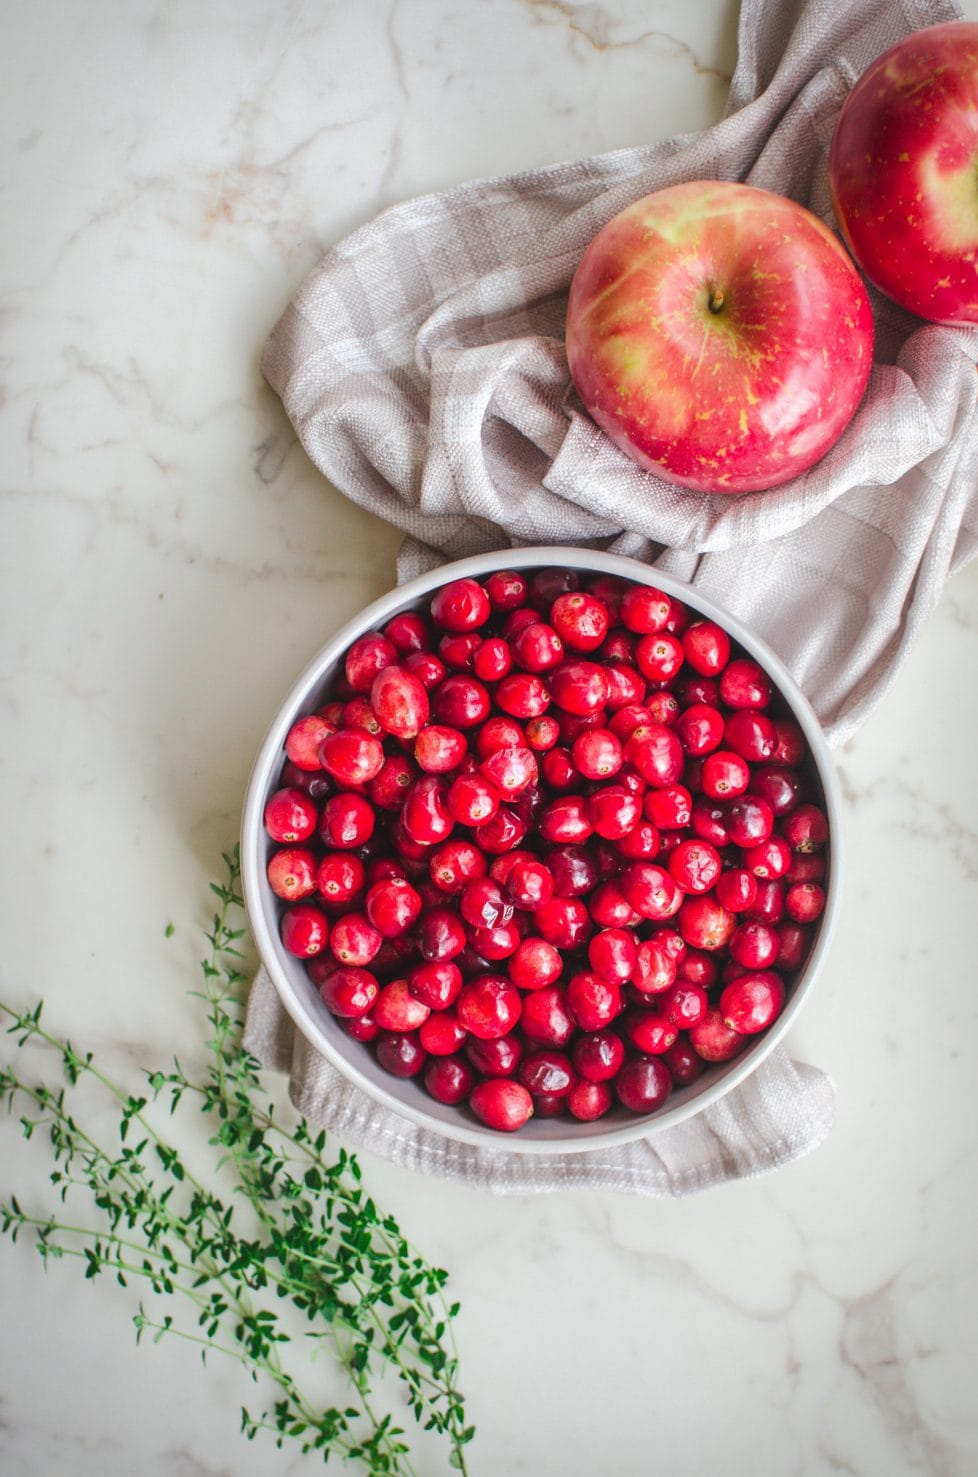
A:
<box><xmin>262</xmin><ymin>567</ymin><xmax>829</xmax><ymax>1134</ymax></box>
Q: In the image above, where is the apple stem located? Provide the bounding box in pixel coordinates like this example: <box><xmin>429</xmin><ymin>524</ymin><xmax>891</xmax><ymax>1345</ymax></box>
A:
<box><xmin>708</xmin><ymin>288</ymin><xmax>725</xmax><ymax>314</ymax></box>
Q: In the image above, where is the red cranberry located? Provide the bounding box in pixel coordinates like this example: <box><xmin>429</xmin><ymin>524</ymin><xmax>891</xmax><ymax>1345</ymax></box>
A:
<box><xmin>320</xmin><ymin>792</ymin><xmax>375</xmax><ymax>849</ymax></box>
<box><xmin>571</xmin><ymin>1029</ymin><xmax>625</xmax><ymax>1082</ymax></box>
<box><xmin>619</xmin><ymin>585</ymin><xmax>671</xmax><ymax>634</ymax></box>
<box><xmin>419</xmin><ymin>1011</ymin><xmax>468</xmax><ymax>1056</ymax></box>
<box><xmin>482</xmin><ymin>569</ymin><xmax>526</xmax><ymax>610</ymax></box>
<box><xmin>373</xmin><ymin>978</ymin><xmax>431</xmax><ymax>1032</ymax></box>
<box><xmin>720</xmin><ymin>970</ymin><xmax>785</xmax><ymax>1034</ymax></box>
<box><xmin>571</xmin><ymin>727</ymin><xmax>623</xmax><ymax>780</ymax></box>
<box><xmin>609</xmin><ymin>703</ymin><xmax>653</xmax><ymax>741</ymax></box>
<box><xmin>473</xmin><ymin>636</ymin><xmax>513</xmax><ymax>682</ymax></box>
<box><xmin>618</xmin><ymin>862</ymin><xmax>681</xmax><ymax>921</ymax></box>
<box><xmin>495</xmin><ymin>672</ymin><xmax>550</xmax><ymax>719</ymax></box>
<box><xmin>674</xmin><ymin>703</ymin><xmax>725</xmax><ymax>757</ymax></box>
<box><xmin>587</xmin><ymin>881</ymin><xmax>639</xmax><ymax>929</ymax></box>
<box><xmin>688</xmin><ymin>1009</ymin><xmax>743</xmax><ymax>1062</ymax></box>
<box><xmin>785</xmin><ymin>881</ymin><xmax>826</xmax><ymax>923</ymax></box>
<box><xmin>525</xmin><ymin>715</ymin><xmax>560</xmax><ymax>751</ymax></box>
<box><xmin>744</xmin><ymin>836</ymin><xmax>792</xmax><ymax>880</ymax></box>
<box><xmin>342</xmin><ymin>697</ymin><xmax>383</xmax><ymax>735</ymax></box>
<box><xmin>744</xmin><ymin>879</ymin><xmax>786</xmax><ymax>925</ymax></box>
<box><xmin>504</xmin><ymin>856</ymin><xmax>555</xmax><ymax>910</ymax></box>
<box><xmin>432</xmin><ymin>674</ymin><xmax>491</xmax><ymax>728</ymax></box>
<box><xmin>782</xmin><ymin>803</ymin><xmax>829</xmax><ymax>853</ymax></box>
<box><xmin>677</xmin><ymin>949</ymin><xmax>719</xmax><ymax>988</ymax></box>
<box><xmin>625</xmin><ymin>723</ymin><xmax>684</xmax><ymax>787</ymax></box>
<box><xmin>773</xmin><ymin>718</ymin><xmax>806</xmax><ymax>765</ymax></box>
<box><xmin>668</xmin><ymin>839</ymin><xmax>721</xmax><ymax>894</ymax></box>
<box><xmin>616</xmin><ymin>819</ymin><xmax>661</xmax><ymax>860</ymax></box>
<box><xmin>725</xmin><ymin>795</ymin><xmax>775</xmax><ymax>847</ymax></box>
<box><xmin>345</xmin><ymin>631</ymin><xmax>397</xmax><ymax>693</ymax></box>
<box><xmin>724</xmin><ymin>709</ymin><xmax>777</xmax><ymax>762</ymax></box>
<box><xmin>477</xmin><ymin>805</ymin><xmax>528</xmax><ymax>855</ymax></box>
<box><xmin>365</xmin><ymin>877</ymin><xmax>422</xmax><ymax>938</ymax></box>
<box><xmin>633</xmin><ymin>938</ymin><xmax>678</xmax><ymax>995</ymax></box>
<box><xmin>720</xmin><ymin>658</ymin><xmax>772</xmax><ymax>709</ymax></box>
<box><xmin>375</xmin><ymin>1030</ymin><xmax>426</xmax><ymax>1078</ymax></box>
<box><xmin>417</xmin><ymin>906</ymin><xmax>467</xmax><ymax>961</ymax></box>
<box><xmin>677</xmin><ymin>894</ymin><xmax>735</xmax><ymax>951</ymax></box>
<box><xmin>431</xmin><ymin>577</ymin><xmax>491</xmax><ymax>632</ymax></box>
<box><xmin>663</xmin><ymin>1037</ymin><xmax>706</xmax><ymax>1086</ymax></box>
<box><xmin>566</xmin><ymin>970</ymin><xmax>622</xmax><ymax>1030</ymax></box>
<box><xmin>414</xmin><ymin>724</ymin><xmax>467</xmax><ymax>773</ymax></box>
<box><xmin>566</xmin><ymin>1080</ymin><xmax>613</xmax><ymax>1120</ymax></box>
<box><xmin>403</xmin><ymin>649</ymin><xmax>446</xmax><ymax>688</ymax></box>
<box><xmin>615</xmin><ymin>1057</ymin><xmax>673</xmax><ymax>1113</ymax></box>
<box><xmin>635</xmin><ymin>632</ymin><xmax>684</xmax><ymax>683</ymax></box>
<box><xmin>469</xmin><ymin>918</ymin><xmax>522</xmax><ymax>960</ymax></box>
<box><xmin>469</xmin><ymin>1078</ymin><xmax>533</xmax><ymax>1132</ymax></box>
<box><xmin>681</xmin><ymin>619</ymin><xmax>731</xmax><ymax>676</ymax></box>
<box><xmin>588</xmin><ymin>927</ymin><xmax>639</xmax><ymax>984</ymax></box>
<box><xmin>319</xmin><ymin>728</ymin><xmax>385</xmax><ymax>786</ymax></box>
<box><xmin>748</xmin><ymin>764</ymin><xmax>801</xmax><ymax>816</ymax></box>
<box><xmin>776</xmin><ymin>922</ymin><xmax>811</xmax><ymax>971</ymax></box>
<box><xmin>384</xmin><ymin>610</ymin><xmax>430</xmax><ymax>654</ymax></box>
<box><xmin>715</xmin><ymin>867</ymin><xmax>758</xmax><ymax>913</ymax></box>
<box><xmin>267</xmin><ymin>847</ymin><xmax>317</xmax><ymax>901</ymax></box>
<box><xmin>285</xmin><ymin>714</ymin><xmax>333</xmax><ymax>771</ymax></box>
<box><xmin>329</xmin><ymin>911</ymin><xmax>382</xmax><ymax>967</ymax></box>
<box><xmin>786</xmin><ymin>851</ymin><xmax>826</xmax><ymax>884</ymax></box>
<box><xmin>605</xmin><ymin>664</ymin><xmax>647</xmax><ymax>711</ymax></box>
<box><xmin>624</xmin><ymin>1009</ymin><xmax>678</xmax><ymax>1055</ymax></box>
<box><xmin>447</xmin><ymin>772</ymin><xmax>500</xmax><ymax>827</ymax></box>
<box><xmin>369</xmin><ymin>754</ymin><xmax>417</xmax><ymax>810</ymax></box>
<box><xmin>424</xmin><ymin>1055</ymin><xmax>476</xmax><ymax>1105</ymax></box>
<box><xmin>644</xmin><ymin>783</ymin><xmax>692</xmax><ymax>830</ymax></box>
<box><xmin>701</xmin><ymin>750</ymin><xmax>751</xmax><ymax>799</ymax></box>
<box><xmin>408</xmin><ymin>960</ymin><xmax>463</xmax><ymax>1010</ymax></box>
<box><xmin>512</xmin><ymin>620</ymin><xmax>564</xmax><ymax>672</ymax></box>
<box><xmin>456</xmin><ymin>974</ymin><xmax>522</xmax><ymax>1039</ymax></box>
<box><xmin>508</xmin><ymin>937</ymin><xmax>563</xmax><ymax>990</ymax></box>
<box><xmin>401</xmin><ymin>775</ymin><xmax>454</xmax><ymax>846</ymax></box>
<box><xmin>429</xmin><ymin>838</ymin><xmax>486</xmax><ymax>894</ymax></box>
<box><xmin>480</xmin><ymin>745</ymin><xmax>539</xmax><ymax>798</ymax></box>
<box><xmin>729</xmin><ymin>920</ymin><xmax>781</xmax><ymax>970</ymax></box>
<box><xmin>439</xmin><ymin>631</ymin><xmax>482</xmax><ymax>671</ymax></box>
<box><xmin>690</xmin><ymin>798</ymin><xmax>729</xmax><ymax>847</ymax></box>
<box><xmin>549</xmin><ymin>661</ymin><xmax>610</xmax><ymax>715</ymax></box>
<box><xmin>314</xmin><ymin>964</ymin><xmax>378</xmax><ymax>1021</ymax></box>
<box><xmin>460</xmin><ymin>876</ymin><xmax>513</xmax><ymax>929</ymax></box>
<box><xmin>466</xmin><ymin>1033</ymin><xmax>523</xmax><ymax>1077</ymax></box>
<box><xmin>659</xmin><ymin>982</ymin><xmax>709</xmax><ymax>1029</ymax></box>
<box><xmin>551</xmin><ymin>591</ymin><xmax>611</xmax><ymax>652</ymax></box>
<box><xmin>519</xmin><ymin>1049</ymin><xmax>575</xmax><ymax>1098</ymax></box>
<box><xmin>519</xmin><ymin>985</ymin><xmax>575</xmax><ymax>1046</ymax></box>
<box><xmin>264</xmin><ymin>787</ymin><xmax>319</xmax><ymax>843</ymax></box>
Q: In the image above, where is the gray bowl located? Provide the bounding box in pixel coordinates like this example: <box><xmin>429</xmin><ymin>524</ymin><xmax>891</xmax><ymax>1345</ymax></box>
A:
<box><xmin>241</xmin><ymin>546</ymin><xmax>843</xmax><ymax>1154</ymax></box>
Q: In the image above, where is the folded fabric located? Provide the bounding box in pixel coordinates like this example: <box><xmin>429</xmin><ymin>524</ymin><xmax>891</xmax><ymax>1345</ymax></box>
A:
<box><xmin>246</xmin><ymin>0</ymin><xmax>977</xmax><ymax>1193</ymax></box>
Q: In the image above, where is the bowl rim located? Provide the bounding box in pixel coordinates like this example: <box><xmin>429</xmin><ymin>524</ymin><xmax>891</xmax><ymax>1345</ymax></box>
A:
<box><xmin>241</xmin><ymin>545</ymin><xmax>844</xmax><ymax>1155</ymax></box>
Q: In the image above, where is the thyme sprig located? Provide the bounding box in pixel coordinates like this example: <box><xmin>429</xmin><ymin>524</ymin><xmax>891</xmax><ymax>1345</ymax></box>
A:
<box><xmin>0</xmin><ymin>847</ymin><xmax>473</xmax><ymax>1474</ymax></box>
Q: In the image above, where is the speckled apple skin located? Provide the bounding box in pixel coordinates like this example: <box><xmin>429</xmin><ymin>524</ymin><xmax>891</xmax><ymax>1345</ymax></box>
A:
<box><xmin>565</xmin><ymin>180</ymin><xmax>874</xmax><ymax>495</ymax></box>
<box><xmin>829</xmin><ymin>20</ymin><xmax>978</xmax><ymax>328</ymax></box>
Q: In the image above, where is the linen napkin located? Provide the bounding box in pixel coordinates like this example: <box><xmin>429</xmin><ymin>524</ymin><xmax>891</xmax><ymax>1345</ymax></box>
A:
<box><xmin>245</xmin><ymin>0</ymin><xmax>978</xmax><ymax>1195</ymax></box>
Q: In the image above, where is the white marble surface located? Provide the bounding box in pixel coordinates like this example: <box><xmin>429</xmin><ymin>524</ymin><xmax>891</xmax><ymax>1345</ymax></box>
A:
<box><xmin>2</xmin><ymin>2</ymin><xmax>978</xmax><ymax>1474</ymax></box>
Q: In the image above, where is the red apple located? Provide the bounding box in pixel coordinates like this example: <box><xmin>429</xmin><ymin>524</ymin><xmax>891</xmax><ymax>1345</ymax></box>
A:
<box><xmin>829</xmin><ymin>21</ymin><xmax>978</xmax><ymax>326</ymax></box>
<box><xmin>565</xmin><ymin>180</ymin><xmax>874</xmax><ymax>495</ymax></box>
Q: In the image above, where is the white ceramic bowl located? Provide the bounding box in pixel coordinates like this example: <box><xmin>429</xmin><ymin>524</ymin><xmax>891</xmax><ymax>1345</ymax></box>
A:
<box><xmin>241</xmin><ymin>547</ymin><xmax>843</xmax><ymax>1153</ymax></box>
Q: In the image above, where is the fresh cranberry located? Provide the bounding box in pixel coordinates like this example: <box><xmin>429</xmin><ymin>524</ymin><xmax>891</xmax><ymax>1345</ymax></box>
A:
<box><xmin>329</xmin><ymin>911</ymin><xmax>383</xmax><ymax>967</ymax></box>
<box><xmin>724</xmin><ymin>709</ymin><xmax>777</xmax><ymax>763</ymax></box>
<box><xmin>608</xmin><ymin>703</ymin><xmax>653</xmax><ymax>741</ymax></box>
<box><xmin>408</xmin><ymin>960</ymin><xmax>463</xmax><ymax>1010</ymax></box>
<box><xmin>615</xmin><ymin>1056</ymin><xmax>673</xmax><ymax>1112</ymax></box>
<box><xmin>429</xmin><ymin>838</ymin><xmax>486</xmax><ymax>894</ymax></box>
<box><xmin>519</xmin><ymin>985</ymin><xmax>575</xmax><ymax>1046</ymax></box>
<box><xmin>676</xmin><ymin>674</ymin><xmax>720</xmax><ymax>707</ymax></box>
<box><xmin>432</xmin><ymin>674</ymin><xmax>491</xmax><ymax>728</ymax></box>
<box><xmin>566</xmin><ymin>1080</ymin><xmax>613</xmax><ymax>1120</ymax></box>
<box><xmin>403</xmin><ymin>650</ymin><xmax>447</xmax><ymax>689</ymax></box>
<box><xmin>424</xmin><ymin>1055</ymin><xmax>476</xmax><ymax>1105</ymax></box>
<box><xmin>414</xmin><ymin>724</ymin><xmax>467</xmax><ymax>774</ymax></box>
<box><xmin>748</xmin><ymin>765</ymin><xmax>801</xmax><ymax>817</ymax></box>
<box><xmin>571</xmin><ymin>1029</ymin><xmax>625</xmax><ymax>1082</ymax></box>
<box><xmin>604</xmin><ymin>664</ymin><xmax>647</xmax><ymax>711</ymax></box>
<box><xmin>479</xmin><ymin>745</ymin><xmax>538</xmax><ymax>798</ymax></box>
<box><xmin>419</xmin><ymin>1011</ymin><xmax>468</xmax><ymax>1056</ymax></box>
<box><xmin>401</xmin><ymin>775</ymin><xmax>454</xmax><ymax>846</ymax></box>
<box><xmin>265</xmin><ymin>787</ymin><xmax>319</xmax><ymax>843</ymax></box>
<box><xmin>659</xmin><ymin>982</ymin><xmax>709</xmax><ymax>1029</ymax></box>
<box><xmin>469</xmin><ymin>918</ymin><xmax>522</xmax><ymax>960</ymax></box>
<box><xmin>439</xmin><ymin>631</ymin><xmax>483</xmax><ymax>671</ymax></box>
<box><xmin>431</xmin><ymin>577</ymin><xmax>491</xmax><ymax>632</ymax></box>
<box><xmin>668</xmin><ymin>839</ymin><xmax>721</xmax><ymax>893</ymax></box>
<box><xmin>508</xmin><ymin>936</ymin><xmax>563</xmax><ymax>990</ymax></box>
<box><xmin>677</xmin><ymin>894</ymin><xmax>735</xmax><ymax>951</ymax></box>
<box><xmin>524</xmin><ymin>715</ymin><xmax>560</xmax><ymax>751</ymax></box>
<box><xmin>701</xmin><ymin>750</ymin><xmax>751</xmax><ymax>799</ymax></box>
<box><xmin>318</xmin><ymin>965</ymin><xmax>380</xmax><ymax>1019</ymax></box>
<box><xmin>477</xmin><ymin>805</ymin><xmax>528</xmax><ymax>855</ymax></box>
<box><xmin>642</xmin><ymin>783</ymin><xmax>692</xmax><ymax>831</ymax></box>
<box><xmin>545</xmin><ymin>844</ymin><xmax>597</xmax><ymax>898</ymax></box>
<box><xmin>417</xmin><ymin>906</ymin><xmax>467</xmax><ymax>961</ymax></box>
<box><xmin>456</xmin><ymin>974</ymin><xmax>522</xmax><ymax>1039</ymax></box>
<box><xmin>782</xmin><ymin>803</ymin><xmax>829</xmax><ymax>853</ymax></box>
<box><xmin>776</xmin><ymin>922</ymin><xmax>811</xmax><ymax>971</ymax></box>
<box><xmin>615</xmin><ymin>819</ymin><xmax>661</xmax><ymax>860</ymax></box>
<box><xmin>468</xmin><ymin>1079</ymin><xmax>533</xmax><ymax>1132</ymax></box>
<box><xmin>370</xmin><ymin>978</ymin><xmax>430</xmax><ymax>1032</ymax></box>
<box><xmin>482</xmin><ymin>569</ymin><xmax>525</xmax><ymax>610</ymax></box>
<box><xmin>504</xmin><ymin>856</ymin><xmax>554</xmax><ymax>911</ymax></box>
<box><xmin>785</xmin><ymin>881</ymin><xmax>826</xmax><ymax>924</ymax></box>
<box><xmin>744</xmin><ymin>835</ymin><xmax>792</xmax><ymax>880</ymax></box>
<box><xmin>549</xmin><ymin>661</ymin><xmax>610</xmax><ymax>715</ymax></box>
<box><xmin>473</xmin><ymin>636</ymin><xmax>513</xmax><ymax>682</ymax></box>
<box><xmin>633</xmin><ymin>938</ymin><xmax>677</xmax><ymax>995</ymax></box>
<box><xmin>681</xmin><ymin>619</ymin><xmax>731</xmax><ymax>676</ymax></box>
<box><xmin>285</xmin><ymin>714</ymin><xmax>333</xmax><ymax>771</ymax></box>
<box><xmin>785</xmin><ymin>851</ymin><xmax>826</xmax><ymax>884</ymax></box>
<box><xmin>587</xmin><ymin>881</ymin><xmax>640</xmax><ymax>929</ymax></box>
<box><xmin>677</xmin><ymin>949</ymin><xmax>719</xmax><ymax>988</ymax></box>
<box><xmin>588</xmin><ymin>927</ymin><xmax>639</xmax><ymax>984</ymax></box>
<box><xmin>566</xmin><ymin>970</ymin><xmax>622</xmax><ymax>1030</ymax></box>
<box><xmin>345</xmin><ymin>631</ymin><xmax>397</xmax><ymax>692</ymax></box>
<box><xmin>446</xmin><ymin>772</ymin><xmax>500</xmax><ymax>827</ymax></box>
<box><xmin>466</xmin><ymin>1033</ymin><xmax>523</xmax><ymax>1077</ymax></box>
<box><xmin>744</xmin><ymin>879</ymin><xmax>786</xmax><ymax>925</ymax></box>
<box><xmin>635</xmin><ymin>632</ymin><xmax>684</xmax><ymax>684</ymax></box>
<box><xmin>502</xmin><ymin>606</ymin><xmax>543</xmax><ymax>639</ymax></box>
<box><xmin>674</xmin><ymin>703</ymin><xmax>725</xmax><ymax>756</ymax></box>
<box><xmin>313</xmin><ymin>852</ymin><xmax>365</xmax><ymax>907</ymax></box>
<box><xmin>267</xmin><ymin>847</ymin><xmax>318</xmax><ymax>901</ymax></box>
<box><xmin>724</xmin><ymin>795</ymin><xmax>775</xmax><ymax>848</ymax></box>
<box><xmin>689</xmin><ymin>1008</ymin><xmax>744</xmax><ymax>1062</ymax></box>
<box><xmin>715</xmin><ymin>867</ymin><xmax>758</xmax><ymax>913</ymax></box>
<box><xmin>720</xmin><ymin>971</ymin><xmax>785</xmax><ymax>1034</ymax></box>
<box><xmin>512</xmin><ymin>620</ymin><xmax>564</xmax><ymax>672</ymax></box>
<box><xmin>375</xmin><ymin>1030</ymin><xmax>426</xmax><ymax>1078</ymax></box>
<box><xmin>319</xmin><ymin>728</ymin><xmax>385</xmax><ymax>786</ymax></box>
<box><xmin>571</xmin><ymin>727</ymin><xmax>623</xmax><ymax>781</ymax></box>
<box><xmin>619</xmin><ymin>585</ymin><xmax>671</xmax><ymax>634</ymax></box>
<box><xmin>773</xmin><ymin>719</ymin><xmax>806</xmax><ymax>765</ymax></box>
<box><xmin>384</xmin><ymin>610</ymin><xmax>430</xmax><ymax>654</ymax></box>
<box><xmin>342</xmin><ymin>697</ymin><xmax>384</xmax><ymax>735</ymax></box>
<box><xmin>519</xmin><ymin>1050</ymin><xmax>575</xmax><ymax>1098</ymax></box>
<box><xmin>720</xmin><ymin>658</ymin><xmax>772</xmax><ymax>709</ymax></box>
<box><xmin>370</xmin><ymin>754</ymin><xmax>418</xmax><ymax>810</ymax></box>
<box><xmin>550</xmin><ymin>592</ymin><xmax>611</xmax><ymax>652</ymax></box>
<box><xmin>280</xmin><ymin>902</ymin><xmax>329</xmax><ymax>957</ymax></box>
<box><xmin>729</xmin><ymin>920</ymin><xmax>781</xmax><ymax>970</ymax></box>
<box><xmin>663</xmin><ymin>1037</ymin><xmax>706</xmax><ymax>1086</ymax></box>
<box><xmin>460</xmin><ymin>877</ymin><xmax>513</xmax><ymax>930</ymax></box>
<box><xmin>320</xmin><ymin>793</ymin><xmax>375</xmax><ymax>849</ymax></box>
<box><xmin>625</xmin><ymin>723</ymin><xmax>684</xmax><ymax>787</ymax></box>
<box><xmin>365</xmin><ymin>877</ymin><xmax>422</xmax><ymax>938</ymax></box>
<box><xmin>537</xmin><ymin>795</ymin><xmax>593</xmax><ymax>845</ymax></box>
<box><xmin>618</xmin><ymin>862</ymin><xmax>681</xmax><ymax>921</ymax></box>
<box><xmin>624</xmin><ymin>1008</ymin><xmax>678</xmax><ymax>1055</ymax></box>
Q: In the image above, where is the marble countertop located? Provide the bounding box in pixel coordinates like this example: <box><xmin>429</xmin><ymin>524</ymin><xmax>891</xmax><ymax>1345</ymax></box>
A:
<box><xmin>3</xmin><ymin>2</ymin><xmax>978</xmax><ymax>1474</ymax></box>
